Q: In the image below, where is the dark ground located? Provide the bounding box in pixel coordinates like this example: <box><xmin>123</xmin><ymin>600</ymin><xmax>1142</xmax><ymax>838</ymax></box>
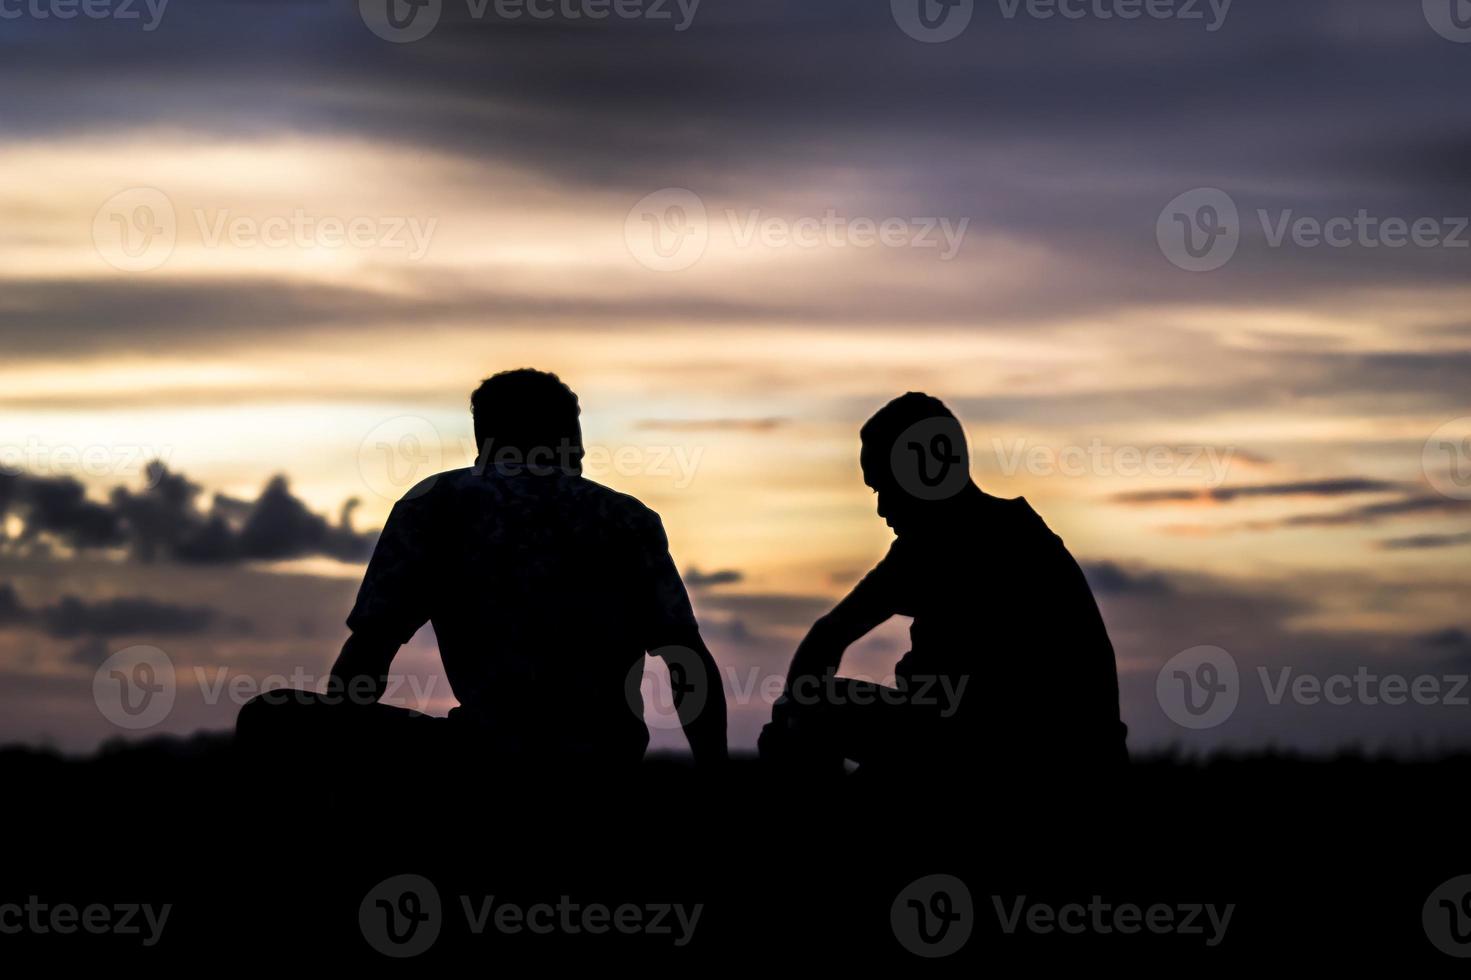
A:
<box><xmin>5</xmin><ymin>732</ymin><xmax>1470</xmax><ymax>968</ymax></box>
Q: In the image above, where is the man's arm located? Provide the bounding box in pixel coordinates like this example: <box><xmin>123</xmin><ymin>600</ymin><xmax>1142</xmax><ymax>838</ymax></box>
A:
<box><xmin>781</xmin><ymin>558</ymin><xmax>899</xmax><ymax>711</ymax></box>
<box><xmin>639</xmin><ymin>510</ymin><xmax>728</xmax><ymax>766</ymax></box>
<box><xmin>336</xmin><ymin>489</ymin><xmax>433</xmax><ymax>705</ymax></box>
<box><xmin>663</xmin><ymin>631</ymin><xmax>728</xmax><ymax>767</ymax></box>
<box><xmin>326</xmin><ymin>631</ymin><xmax>401</xmax><ymax>706</ymax></box>
<box><xmin>781</xmin><ymin>604</ymin><xmax>891</xmax><ymax>711</ymax></box>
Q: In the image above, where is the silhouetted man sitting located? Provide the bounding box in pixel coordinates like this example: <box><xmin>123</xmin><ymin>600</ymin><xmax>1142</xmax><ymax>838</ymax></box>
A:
<box><xmin>760</xmin><ymin>393</ymin><xmax>1126</xmax><ymax>779</ymax></box>
<box><xmin>238</xmin><ymin>369</ymin><xmax>727</xmax><ymax>771</ymax></box>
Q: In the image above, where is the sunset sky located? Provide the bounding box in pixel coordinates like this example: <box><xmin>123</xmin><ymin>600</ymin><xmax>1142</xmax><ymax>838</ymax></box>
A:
<box><xmin>2</xmin><ymin>0</ymin><xmax>1469</xmax><ymax>754</ymax></box>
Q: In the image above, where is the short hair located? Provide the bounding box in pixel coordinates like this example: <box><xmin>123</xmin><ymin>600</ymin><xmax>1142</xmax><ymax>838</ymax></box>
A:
<box><xmin>470</xmin><ymin>369</ymin><xmax>583</xmax><ymax>471</ymax></box>
<box><xmin>860</xmin><ymin>392</ymin><xmax>963</xmax><ymax>453</ymax></box>
<box><xmin>858</xmin><ymin>392</ymin><xmax>968</xmax><ymax>491</ymax></box>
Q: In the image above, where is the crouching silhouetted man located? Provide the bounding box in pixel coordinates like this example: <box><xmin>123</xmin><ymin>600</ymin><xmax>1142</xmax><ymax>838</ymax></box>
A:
<box><xmin>238</xmin><ymin>369</ymin><xmax>727</xmax><ymax>771</ymax></box>
<box><xmin>760</xmin><ymin>392</ymin><xmax>1126</xmax><ymax>780</ymax></box>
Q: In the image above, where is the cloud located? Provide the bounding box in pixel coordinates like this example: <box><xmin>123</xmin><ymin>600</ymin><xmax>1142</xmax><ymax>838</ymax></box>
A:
<box><xmin>40</xmin><ymin>595</ymin><xmax>222</xmax><ymax>640</ymax></box>
<box><xmin>4</xmin><ymin>0</ymin><xmax>1471</xmax><ymax>363</ymax></box>
<box><xmin>1112</xmin><ymin>478</ymin><xmax>1404</xmax><ymax>506</ymax></box>
<box><xmin>0</xmin><ymin>584</ymin><xmax>28</xmax><ymax>626</ymax></box>
<box><xmin>1378</xmin><ymin>531</ymin><xmax>1471</xmax><ymax>551</ymax></box>
<box><xmin>1081</xmin><ymin>561</ymin><xmax>1174</xmax><ymax>597</ymax></box>
<box><xmin>1113</xmin><ymin>474</ymin><xmax>1471</xmax><ymax>540</ymax></box>
<box><xmin>637</xmin><ymin>419</ymin><xmax>789</xmax><ymax>433</ymax></box>
<box><xmin>1421</xmin><ymin>628</ymin><xmax>1471</xmax><ymax>649</ymax></box>
<box><xmin>0</xmin><ymin>582</ymin><xmax>226</xmax><ymax>640</ymax></box>
<box><xmin>1419</xmin><ymin>628</ymin><xmax>1471</xmax><ymax>670</ymax></box>
<box><xmin>1</xmin><ymin>463</ymin><xmax>375</xmax><ymax>564</ymax></box>
<box><xmin>1274</xmin><ymin>496</ymin><xmax>1471</xmax><ymax>530</ymax></box>
<box><xmin>0</xmin><ymin>471</ymin><xmax>124</xmax><ymax>550</ymax></box>
<box><xmin>684</xmin><ymin>567</ymin><xmax>745</xmax><ymax>588</ymax></box>
<box><xmin>693</xmin><ymin>592</ymin><xmax>833</xmax><ymax>631</ymax></box>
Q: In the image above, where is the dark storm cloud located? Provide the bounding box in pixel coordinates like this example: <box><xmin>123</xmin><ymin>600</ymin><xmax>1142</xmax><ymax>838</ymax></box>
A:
<box><xmin>0</xmin><ymin>463</ymin><xmax>375</xmax><ymax>563</ymax></box>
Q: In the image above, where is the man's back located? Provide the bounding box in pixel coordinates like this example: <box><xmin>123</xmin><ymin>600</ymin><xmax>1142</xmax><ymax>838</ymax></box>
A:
<box><xmin>852</xmin><ymin>492</ymin><xmax>1126</xmax><ymax>767</ymax></box>
<box><xmin>347</xmin><ymin>467</ymin><xmax>698</xmax><ymax>762</ymax></box>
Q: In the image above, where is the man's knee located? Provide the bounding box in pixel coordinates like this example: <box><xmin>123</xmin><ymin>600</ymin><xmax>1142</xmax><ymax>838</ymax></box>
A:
<box><xmin>236</xmin><ymin>688</ymin><xmax>332</xmax><ymax>745</ymax></box>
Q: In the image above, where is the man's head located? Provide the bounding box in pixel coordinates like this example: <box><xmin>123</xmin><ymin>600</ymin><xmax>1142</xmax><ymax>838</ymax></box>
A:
<box><xmin>471</xmin><ymin>369</ymin><xmax>583</xmax><ymax>474</ymax></box>
<box><xmin>859</xmin><ymin>392</ymin><xmax>973</xmax><ymax>534</ymax></box>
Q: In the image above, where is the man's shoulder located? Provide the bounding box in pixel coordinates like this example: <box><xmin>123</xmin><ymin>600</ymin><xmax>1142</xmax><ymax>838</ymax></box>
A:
<box><xmin>566</xmin><ymin>476</ymin><xmax>663</xmax><ymax>527</ymax></box>
<box><xmin>428</xmin><ymin>470</ymin><xmax>660</xmax><ymax>519</ymax></box>
<box><xmin>389</xmin><ymin>467</ymin><xmax>473</xmax><ymax>508</ymax></box>
<box><xmin>984</xmin><ymin>494</ymin><xmax>1056</xmax><ymax>538</ymax></box>
<box><xmin>390</xmin><ymin>469</ymin><xmax>662</xmax><ymax>531</ymax></box>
